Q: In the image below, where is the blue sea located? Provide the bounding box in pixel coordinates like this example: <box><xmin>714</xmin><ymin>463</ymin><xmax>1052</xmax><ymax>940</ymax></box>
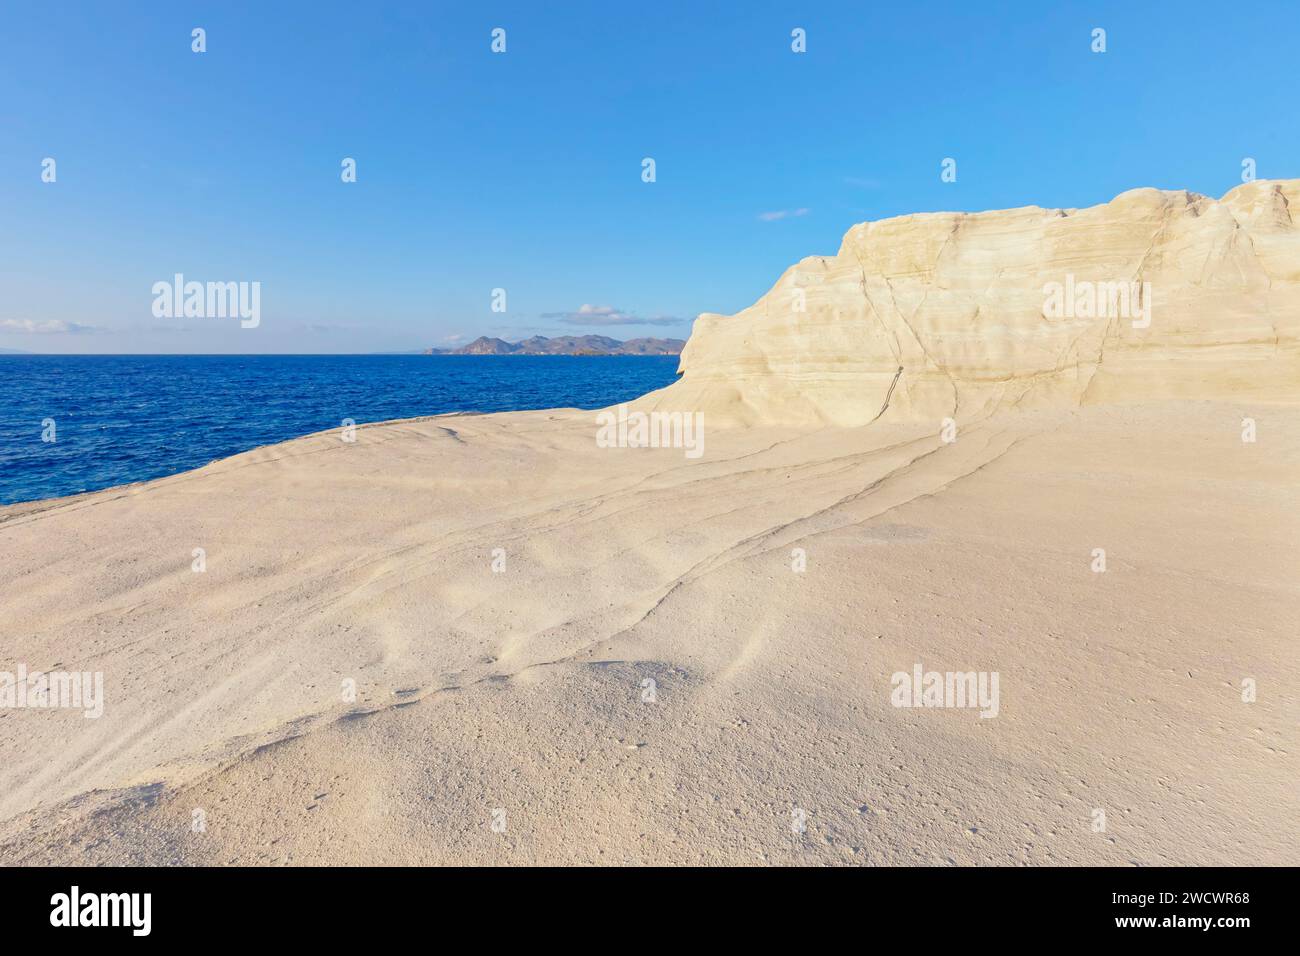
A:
<box><xmin>0</xmin><ymin>355</ymin><xmax>680</xmax><ymax>506</ymax></box>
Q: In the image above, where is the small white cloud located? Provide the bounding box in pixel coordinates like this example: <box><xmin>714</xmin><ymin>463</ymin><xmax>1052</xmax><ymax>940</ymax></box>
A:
<box><xmin>541</xmin><ymin>304</ymin><xmax>684</xmax><ymax>327</ymax></box>
<box><xmin>757</xmin><ymin>208</ymin><xmax>810</xmax><ymax>222</ymax></box>
<box><xmin>576</xmin><ymin>304</ymin><xmax>624</xmax><ymax>318</ymax></box>
<box><xmin>0</xmin><ymin>318</ymin><xmax>98</xmax><ymax>334</ymax></box>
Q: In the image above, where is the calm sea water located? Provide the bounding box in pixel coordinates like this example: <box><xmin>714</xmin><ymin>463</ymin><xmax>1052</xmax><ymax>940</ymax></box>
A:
<box><xmin>0</xmin><ymin>355</ymin><xmax>680</xmax><ymax>505</ymax></box>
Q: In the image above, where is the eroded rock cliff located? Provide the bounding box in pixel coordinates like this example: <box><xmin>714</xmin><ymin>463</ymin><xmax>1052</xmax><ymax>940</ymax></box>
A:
<box><xmin>642</xmin><ymin>180</ymin><xmax>1300</xmax><ymax>425</ymax></box>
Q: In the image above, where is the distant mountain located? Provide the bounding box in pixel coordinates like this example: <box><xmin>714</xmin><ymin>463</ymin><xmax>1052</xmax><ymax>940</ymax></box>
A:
<box><xmin>426</xmin><ymin>335</ymin><xmax>684</xmax><ymax>356</ymax></box>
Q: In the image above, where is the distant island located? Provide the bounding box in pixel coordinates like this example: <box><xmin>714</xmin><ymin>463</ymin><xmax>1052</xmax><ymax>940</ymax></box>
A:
<box><xmin>426</xmin><ymin>335</ymin><xmax>685</xmax><ymax>356</ymax></box>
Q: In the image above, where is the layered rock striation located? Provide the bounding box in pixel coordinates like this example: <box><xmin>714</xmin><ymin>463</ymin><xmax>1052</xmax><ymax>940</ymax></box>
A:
<box><xmin>643</xmin><ymin>181</ymin><xmax>1300</xmax><ymax>425</ymax></box>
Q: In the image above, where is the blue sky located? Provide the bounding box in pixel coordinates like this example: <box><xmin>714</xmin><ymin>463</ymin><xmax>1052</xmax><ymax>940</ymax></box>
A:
<box><xmin>1</xmin><ymin>0</ymin><xmax>1295</xmax><ymax>354</ymax></box>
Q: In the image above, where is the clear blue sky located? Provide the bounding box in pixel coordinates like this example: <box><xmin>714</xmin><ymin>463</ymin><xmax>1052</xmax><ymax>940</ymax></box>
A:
<box><xmin>1</xmin><ymin>0</ymin><xmax>1295</xmax><ymax>354</ymax></box>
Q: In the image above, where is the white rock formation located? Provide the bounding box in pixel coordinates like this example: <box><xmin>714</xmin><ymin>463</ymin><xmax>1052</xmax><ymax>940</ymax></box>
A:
<box><xmin>642</xmin><ymin>180</ymin><xmax>1300</xmax><ymax>425</ymax></box>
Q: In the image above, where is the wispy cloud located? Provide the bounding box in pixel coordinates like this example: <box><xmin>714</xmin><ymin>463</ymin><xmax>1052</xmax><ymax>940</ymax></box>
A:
<box><xmin>541</xmin><ymin>304</ymin><xmax>685</xmax><ymax>327</ymax></box>
<box><xmin>0</xmin><ymin>318</ymin><xmax>99</xmax><ymax>334</ymax></box>
<box><xmin>757</xmin><ymin>208</ymin><xmax>810</xmax><ymax>222</ymax></box>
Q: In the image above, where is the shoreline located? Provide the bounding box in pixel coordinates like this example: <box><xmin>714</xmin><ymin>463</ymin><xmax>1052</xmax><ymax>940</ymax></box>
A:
<box><xmin>9</xmin><ymin>392</ymin><xmax>1294</xmax><ymax>514</ymax></box>
<box><xmin>3</xmin><ymin>398</ymin><xmax>1295</xmax><ymax>864</ymax></box>
<box><xmin>0</xmin><ymin>407</ymin><xmax>557</xmax><ymax>515</ymax></box>
<box><xmin>0</xmin><ymin>354</ymin><xmax>683</xmax><ymax>509</ymax></box>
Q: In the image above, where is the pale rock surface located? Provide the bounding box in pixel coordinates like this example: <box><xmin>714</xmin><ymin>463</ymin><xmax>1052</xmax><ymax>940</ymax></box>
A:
<box><xmin>1</xmin><ymin>184</ymin><xmax>1296</xmax><ymax>866</ymax></box>
<box><xmin>640</xmin><ymin>181</ymin><xmax>1300</xmax><ymax>425</ymax></box>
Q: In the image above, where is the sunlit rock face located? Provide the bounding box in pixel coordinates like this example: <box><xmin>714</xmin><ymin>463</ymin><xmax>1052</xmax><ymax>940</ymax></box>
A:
<box><xmin>642</xmin><ymin>180</ymin><xmax>1300</xmax><ymax>426</ymax></box>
